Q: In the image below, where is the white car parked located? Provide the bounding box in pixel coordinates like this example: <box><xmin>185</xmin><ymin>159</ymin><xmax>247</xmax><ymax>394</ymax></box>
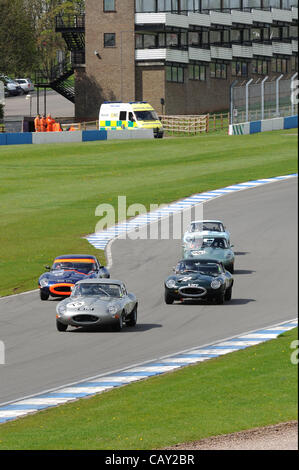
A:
<box><xmin>0</xmin><ymin>76</ymin><xmax>23</xmax><ymax>96</ymax></box>
<box><xmin>15</xmin><ymin>78</ymin><xmax>35</xmax><ymax>94</ymax></box>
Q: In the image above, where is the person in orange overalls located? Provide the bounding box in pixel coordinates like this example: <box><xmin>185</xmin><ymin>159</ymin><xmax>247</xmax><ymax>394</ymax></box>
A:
<box><xmin>34</xmin><ymin>114</ymin><xmax>41</xmax><ymax>132</ymax></box>
<box><xmin>46</xmin><ymin>113</ymin><xmax>55</xmax><ymax>132</ymax></box>
<box><xmin>40</xmin><ymin>115</ymin><xmax>47</xmax><ymax>132</ymax></box>
<box><xmin>53</xmin><ymin>121</ymin><xmax>62</xmax><ymax>132</ymax></box>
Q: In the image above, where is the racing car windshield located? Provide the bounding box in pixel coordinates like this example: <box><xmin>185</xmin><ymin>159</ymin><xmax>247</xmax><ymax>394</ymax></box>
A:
<box><xmin>190</xmin><ymin>222</ymin><xmax>224</xmax><ymax>232</ymax></box>
<box><xmin>178</xmin><ymin>261</ymin><xmax>221</xmax><ymax>275</ymax></box>
<box><xmin>186</xmin><ymin>238</ymin><xmax>228</xmax><ymax>249</ymax></box>
<box><xmin>73</xmin><ymin>283</ymin><xmax>122</xmax><ymax>297</ymax></box>
<box><xmin>52</xmin><ymin>262</ymin><xmax>96</xmax><ymax>274</ymax></box>
<box><xmin>203</xmin><ymin>237</ymin><xmax>228</xmax><ymax>248</ymax></box>
<box><xmin>134</xmin><ymin>110</ymin><xmax>159</xmax><ymax>121</ymax></box>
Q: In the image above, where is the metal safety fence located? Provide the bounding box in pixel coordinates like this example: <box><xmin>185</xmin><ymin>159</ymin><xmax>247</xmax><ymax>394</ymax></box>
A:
<box><xmin>230</xmin><ymin>74</ymin><xmax>298</xmax><ymax>125</ymax></box>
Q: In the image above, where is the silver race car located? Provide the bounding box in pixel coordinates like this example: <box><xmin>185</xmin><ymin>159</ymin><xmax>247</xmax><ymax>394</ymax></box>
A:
<box><xmin>56</xmin><ymin>279</ymin><xmax>138</xmax><ymax>332</ymax></box>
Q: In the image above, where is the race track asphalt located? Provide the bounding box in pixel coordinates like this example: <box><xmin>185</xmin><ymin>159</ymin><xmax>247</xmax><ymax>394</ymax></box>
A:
<box><xmin>0</xmin><ymin>177</ymin><xmax>297</xmax><ymax>405</ymax></box>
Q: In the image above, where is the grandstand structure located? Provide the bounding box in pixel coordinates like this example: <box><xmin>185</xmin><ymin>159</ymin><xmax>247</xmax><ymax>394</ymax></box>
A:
<box><xmin>58</xmin><ymin>0</ymin><xmax>298</xmax><ymax>119</ymax></box>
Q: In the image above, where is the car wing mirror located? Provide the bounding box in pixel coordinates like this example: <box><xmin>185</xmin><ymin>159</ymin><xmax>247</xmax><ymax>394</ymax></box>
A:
<box><xmin>45</xmin><ymin>265</ymin><xmax>50</xmax><ymax>270</ymax></box>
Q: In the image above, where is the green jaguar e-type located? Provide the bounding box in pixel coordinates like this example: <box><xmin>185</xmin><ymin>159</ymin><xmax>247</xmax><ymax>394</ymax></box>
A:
<box><xmin>183</xmin><ymin>235</ymin><xmax>235</xmax><ymax>273</ymax></box>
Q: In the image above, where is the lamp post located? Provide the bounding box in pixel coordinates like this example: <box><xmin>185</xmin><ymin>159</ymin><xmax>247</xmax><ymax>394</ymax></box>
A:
<box><xmin>26</xmin><ymin>93</ymin><xmax>32</xmax><ymax>117</ymax></box>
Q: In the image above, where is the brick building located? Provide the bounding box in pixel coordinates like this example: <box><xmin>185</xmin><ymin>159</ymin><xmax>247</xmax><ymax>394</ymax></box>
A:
<box><xmin>70</xmin><ymin>0</ymin><xmax>298</xmax><ymax>119</ymax></box>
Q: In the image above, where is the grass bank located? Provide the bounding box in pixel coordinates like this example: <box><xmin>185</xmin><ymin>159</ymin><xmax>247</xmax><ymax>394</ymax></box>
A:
<box><xmin>0</xmin><ymin>129</ymin><xmax>297</xmax><ymax>296</ymax></box>
<box><xmin>0</xmin><ymin>328</ymin><xmax>297</xmax><ymax>449</ymax></box>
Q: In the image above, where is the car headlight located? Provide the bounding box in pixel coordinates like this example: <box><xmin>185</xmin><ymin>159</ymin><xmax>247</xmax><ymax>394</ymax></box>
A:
<box><xmin>211</xmin><ymin>279</ymin><xmax>222</xmax><ymax>289</ymax></box>
<box><xmin>166</xmin><ymin>279</ymin><xmax>176</xmax><ymax>289</ymax></box>
<box><xmin>57</xmin><ymin>304</ymin><xmax>67</xmax><ymax>314</ymax></box>
<box><xmin>225</xmin><ymin>252</ymin><xmax>233</xmax><ymax>259</ymax></box>
<box><xmin>40</xmin><ymin>279</ymin><xmax>49</xmax><ymax>287</ymax></box>
<box><xmin>108</xmin><ymin>305</ymin><xmax>118</xmax><ymax>315</ymax></box>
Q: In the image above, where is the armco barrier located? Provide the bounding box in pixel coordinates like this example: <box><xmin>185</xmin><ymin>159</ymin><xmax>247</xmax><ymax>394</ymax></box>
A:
<box><xmin>0</xmin><ymin>129</ymin><xmax>154</xmax><ymax>146</ymax></box>
<box><xmin>229</xmin><ymin>115</ymin><xmax>298</xmax><ymax>136</ymax></box>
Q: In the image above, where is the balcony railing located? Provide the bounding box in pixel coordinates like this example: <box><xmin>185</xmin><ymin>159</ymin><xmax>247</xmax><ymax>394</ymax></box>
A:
<box><xmin>135</xmin><ymin>1</ymin><xmax>298</xmax><ymax>15</ymax></box>
<box><xmin>55</xmin><ymin>14</ymin><xmax>85</xmax><ymax>31</ymax></box>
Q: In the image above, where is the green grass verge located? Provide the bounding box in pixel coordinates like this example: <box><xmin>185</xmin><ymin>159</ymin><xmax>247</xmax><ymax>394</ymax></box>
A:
<box><xmin>0</xmin><ymin>129</ymin><xmax>297</xmax><ymax>297</ymax></box>
<box><xmin>0</xmin><ymin>328</ymin><xmax>297</xmax><ymax>450</ymax></box>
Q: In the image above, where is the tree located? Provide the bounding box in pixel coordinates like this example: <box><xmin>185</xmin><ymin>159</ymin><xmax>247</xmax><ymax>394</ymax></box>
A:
<box><xmin>0</xmin><ymin>0</ymin><xmax>85</xmax><ymax>78</ymax></box>
<box><xmin>28</xmin><ymin>0</ymin><xmax>85</xmax><ymax>78</ymax></box>
<box><xmin>0</xmin><ymin>0</ymin><xmax>37</xmax><ymax>76</ymax></box>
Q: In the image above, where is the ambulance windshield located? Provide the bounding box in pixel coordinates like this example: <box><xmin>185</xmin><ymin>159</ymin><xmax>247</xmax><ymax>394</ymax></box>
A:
<box><xmin>134</xmin><ymin>110</ymin><xmax>159</xmax><ymax>121</ymax></box>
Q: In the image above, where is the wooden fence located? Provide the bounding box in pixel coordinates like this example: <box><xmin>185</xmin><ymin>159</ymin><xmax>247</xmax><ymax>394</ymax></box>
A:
<box><xmin>159</xmin><ymin>114</ymin><xmax>209</xmax><ymax>135</ymax></box>
<box><xmin>59</xmin><ymin>113</ymin><xmax>231</xmax><ymax>135</ymax></box>
<box><xmin>60</xmin><ymin>120</ymin><xmax>98</xmax><ymax>131</ymax></box>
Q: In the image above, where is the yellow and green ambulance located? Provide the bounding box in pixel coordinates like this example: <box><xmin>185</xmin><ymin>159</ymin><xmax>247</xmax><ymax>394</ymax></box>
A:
<box><xmin>99</xmin><ymin>101</ymin><xmax>164</xmax><ymax>138</ymax></box>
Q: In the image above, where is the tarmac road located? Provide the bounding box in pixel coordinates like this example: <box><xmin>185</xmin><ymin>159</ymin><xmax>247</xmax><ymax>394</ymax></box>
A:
<box><xmin>0</xmin><ymin>177</ymin><xmax>297</xmax><ymax>405</ymax></box>
<box><xmin>4</xmin><ymin>90</ymin><xmax>74</xmax><ymax>118</ymax></box>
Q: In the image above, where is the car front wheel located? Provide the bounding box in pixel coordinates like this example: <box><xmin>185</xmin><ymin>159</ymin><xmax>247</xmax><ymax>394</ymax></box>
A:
<box><xmin>126</xmin><ymin>306</ymin><xmax>137</xmax><ymax>327</ymax></box>
<box><xmin>215</xmin><ymin>292</ymin><xmax>225</xmax><ymax>305</ymax></box>
<box><xmin>56</xmin><ymin>320</ymin><xmax>68</xmax><ymax>332</ymax></box>
<box><xmin>40</xmin><ymin>289</ymin><xmax>49</xmax><ymax>300</ymax></box>
<box><xmin>227</xmin><ymin>263</ymin><xmax>234</xmax><ymax>274</ymax></box>
<box><xmin>113</xmin><ymin>313</ymin><xmax>123</xmax><ymax>331</ymax></box>
<box><xmin>224</xmin><ymin>286</ymin><xmax>232</xmax><ymax>301</ymax></box>
<box><xmin>165</xmin><ymin>291</ymin><xmax>174</xmax><ymax>304</ymax></box>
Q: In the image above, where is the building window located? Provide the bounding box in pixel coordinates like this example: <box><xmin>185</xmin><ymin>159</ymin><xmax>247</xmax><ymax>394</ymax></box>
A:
<box><xmin>143</xmin><ymin>34</ymin><xmax>157</xmax><ymax>48</ymax></box>
<box><xmin>167</xmin><ymin>33</ymin><xmax>179</xmax><ymax>47</ymax></box>
<box><xmin>232</xmin><ymin>61</ymin><xmax>248</xmax><ymax>77</ymax></box>
<box><xmin>281</xmin><ymin>58</ymin><xmax>288</xmax><ymax>73</ymax></box>
<box><xmin>231</xmin><ymin>29</ymin><xmax>241</xmax><ymax>43</ymax></box>
<box><xmin>271</xmin><ymin>58</ymin><xmax>289</xmax><ymax>73</ymax></box>
<box><xmin>251</xmin><ymin>28</ymin><xmax>262</xmax><ymax>41</ymax></box>
<box><xmin>290</xmin><ymin>26</ymin><xmax>298</xmax><ymax>39</ymax></box>
<box><xmin>270</xmin><ymin>27</ymin><xmax>280</xmax><ymax>40</ymax></box>
<box><xmin>166</xmin><ymin>65</ymin><xmax>184</xmax><ymax>83</ymax></box>
<box><xmin>210</xmin><ymin>63</ymin><xmax>227</xmax><ymax>79</ymax></box>
<box><xmin>104</xmin><ymin>33</ymin><xmax>116</xmax><ymax>47</ymax></box>
<box><xmin>189</xmin><ymin>32</ymin><xmax>200</xmax><ymax>46</ymax></box>
<box><xmin>135</xmin><ymin>34</ymin><xmax>143</xmax><ymax>49</ymax></box>
<box><xmin>252</xmin><ymin>59</ymin><xmax>268</xmax><ymax>74</ymax></box>
<box><xmin>104</xmin><ymin>0</ymin><xmax>116</xmax><ymax>12</ymax></box>
<box><xmin>202</xmin><ymin>0</ymin><xmax>221</xmax><ymax>9</ymax></box>
<box><xmin>189</xmin><ymin>64</ymin><xmax>206</xmax><ymax>80</ymax></box>
<box><xmin>210</xmin><ymin>30</ymin><xmax>222</xmax><ymax>44</ymax></box>
<box><xmin>136</xmin><ymin>0</ymin><xmax>156</xmax><ymax>12</ymax></box>
<box><xmin>290</xmin><ymin>55</ymin><xmax>298</xmax><ymax>72</ymax></box>
<box><xmin>223</xmin><ymin>0</ymin><xmax>242</xmax><ymax>8</ymax></box>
